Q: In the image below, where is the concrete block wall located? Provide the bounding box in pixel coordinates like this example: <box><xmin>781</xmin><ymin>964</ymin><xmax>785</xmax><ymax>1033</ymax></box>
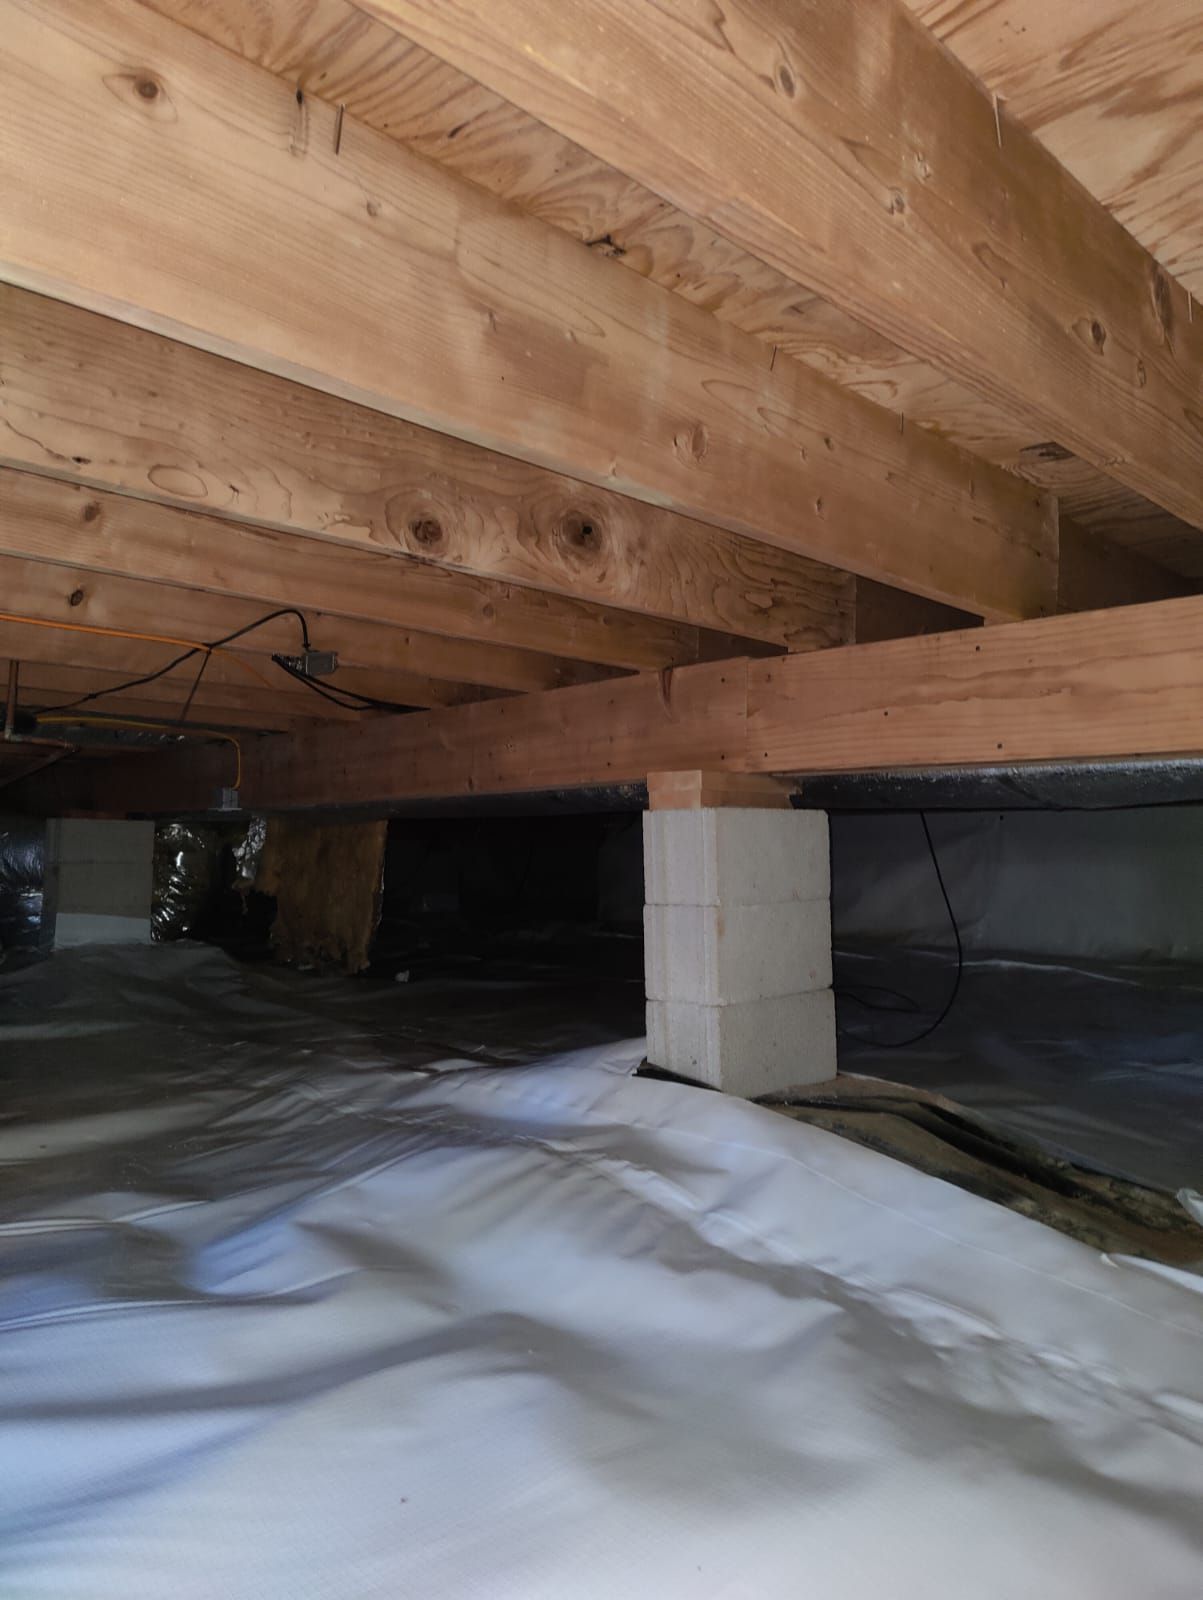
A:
<box><xmin>644</xmin><ymin>808</ymin><xmax>836</xmax><ymax>1097</ymax></box>
<box><xmin>45</xmin><ymin>819</ymin><xmax>154</xmax><ymax>947</ymax></box>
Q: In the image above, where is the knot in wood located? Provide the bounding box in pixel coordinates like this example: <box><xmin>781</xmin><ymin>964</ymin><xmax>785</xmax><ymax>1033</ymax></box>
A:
<box><xmin>557</xmin><ymin>510</ymin><xmax>604</xmax><ymax>559</ymax></box>
<box><xmin>408</xmin><ymin>516</ymin><xmax>445</xmax><ymax>549</ymax></box>
<box><xmin>674</xmin><ymin>422</ymin><xmax>709</xmax><ymax>464</ymax></box>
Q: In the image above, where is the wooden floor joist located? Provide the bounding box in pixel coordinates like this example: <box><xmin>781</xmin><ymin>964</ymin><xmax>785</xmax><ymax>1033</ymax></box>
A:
<box><xmin>18</xmin><ymin>596</ymin><xmax>1203</xmax><ymax>817</ymax></box>
<box><xmin>0</xmin><ymin>473</ymin><xmax>627</xmax><ymax>694</ymax></box>
<box><xmin>366</xmin><ymin>0</ymin><xmax>1203</xmax><ymax>535</ymax></box>
<box><xmin>8</xmin><ymin>662</ymin><xmax>343</xmax><ymax>731</ymax></box>
<box><xmin>0</xmin><ymin>632</ymin><xmax>362</xmax><ymax>728</ymax></box>
<box><xmin>0</xmin><ymin>287</ymin><xmax>852</xmax><ymax>655</ymax></box>
<box><xmin>143</xmin><ymin>0</ymin><xmax>1199</xmax><ymax>582</ymax></box>
<box><xmin>905</xmin><ymin>0</ymin><xmax>1203</xmax><ymax>301</ymax></box>
<box><xmin>0</xmin><ymin>0</ymin><xmax>1056</xmax><ymax>620</ymax></box>
<box><xmin>4</xmin><ymin>0</ymin><xmax>1200</xmax><ymax>823</ymax></box>
<box><xmin>0</xmin><ymin>469</ymin><xmax>744</xmax><ymax>678</ymax></box>
<box><xmin>0</xmin><ymin>549</ymin><xmax>547</xmax><ymax>705</ymax></box>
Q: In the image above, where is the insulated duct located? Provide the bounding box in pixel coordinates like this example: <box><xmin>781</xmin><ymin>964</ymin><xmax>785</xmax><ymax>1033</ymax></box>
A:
<box><xmin>0</xmin><ymin>815</ymin><xmax>47</xmax><ymax>953</ymax></box>
<box><xmin>152</xmin><ymin>822</ymin><xmax>223</xmax><ymax>942</ymax></box>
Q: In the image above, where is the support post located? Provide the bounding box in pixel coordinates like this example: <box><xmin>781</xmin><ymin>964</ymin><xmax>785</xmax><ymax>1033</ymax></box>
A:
<box><xmin>643</xmin><ymin>772</ymin><xmax>836</xmax><ymax>1097</ymax></box>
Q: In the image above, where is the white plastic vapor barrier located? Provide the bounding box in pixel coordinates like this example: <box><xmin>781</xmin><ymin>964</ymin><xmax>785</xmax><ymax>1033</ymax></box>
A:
<box><xmin>3</xmin><ymin>947</ymin><xmax>1203</xmax><ymax>1598</ymax></box>
<box><xmin>831</xmin><ymin>808</ymin><xmax>1203</xmax><ymax>962</ymax></box>
<box><xmin>837</xmin><ymin>949</ymin><xmax>1203</xmax><ymax>1195</ymax></box>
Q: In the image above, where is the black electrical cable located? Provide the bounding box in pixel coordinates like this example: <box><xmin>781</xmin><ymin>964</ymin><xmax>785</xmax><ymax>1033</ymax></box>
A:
<box><xmin>199</xmin><ymin>604</ymin><xmax>310</xmax><ymax>649</ymax></box>
<box><xmin>49</xmin><ymin>608</ymin><xmax>314</xmax><ymax>716</ymax></box>
<box><xmin>213</xmin><ymin>608</ymin><xmax>311</xmax><ymax>652</ymax></box>
<box><xmin>177</xmin><ymin>649</ymin><xmax>211</xmax><ymax>724</ymax></box>
<box><xmin>45</xmin><ymin>598</ymin><xmax>414</xmax><ymax>720</ymax></box>
<box><xmin>51</xmin><ymin>643</ymin><xmax>203</xmax><ymax>714</ymax></box>
<box><xmin>837</xmin><ymin>811</ymin><xmax>963</xmax><ymax>1049</ymax></box>
<box><xmin>271</xmin><ymin>654</ymin><xmax>419</xmax><ymax>714</ymax></box>
<box><xmin>836</xmin><ymin>981</ymin><xmax>922</xmax><ymax>1017</ymax></box>
<box><xmin>268</xmin><ymin>662</ymin><xmax>373</xmax><ymax>710</ymax></box>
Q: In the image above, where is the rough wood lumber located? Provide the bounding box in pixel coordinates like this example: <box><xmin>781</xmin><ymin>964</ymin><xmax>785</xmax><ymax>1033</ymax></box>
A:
<box><xmin>17</xmin><ymin>595</ymin><xmax>1203</xmax><ymax>815</ymax></box>
<box><xmin>0</xmin><ymin>472</ymin><xmax>621</xmax><ymax>693</ymax></box>
<box><xmin>0</xmin><ymin>621</ymin><xmax>321</xmax><ymax>700</ymax></box>
<box><xmin>0</xmin><ymin>0</ymin><xmax>1054</xmax><ymax>618</ymax></box>
<box><xmin>24</xmin><ymin>700</ymin><xmax>298</xmax><ymax>733</ymax></box>
<box><xmin>0</xmin><ymin>312</ymin><xmax>761</xmax><ymax>675</ymax></box>
<box><xmin>749</xmin><ymin>596</ymin><xmax>1203</xmax><ymax>772</ymax></box>
<box><xmin>144</xmin><ymin>0</ymin><xmax>1203</xmax><ymax>580</ymax></box>
<box><xmin>10</xmin><ymin>659</ymin><xmax>745</xmax><ymax>814</ymax></box>
<box><xmin>0</xmin><ymin>286</ymin><xmax>849</xmax><ymax>655</ymax></box>
<box><xmin>364</xmin><ymin>0</ymin><xmax>1203</xmax><ymax>533</ymax></box>
<box><xmin>4</xmin><ymin>652</ymin><xmax>351</xmax><ymax>729</ymax></box>
<box><xmin>646</xmin><ymin>770</ymin><xmax>793</xmax><ymax>810</ymax></box>
<box><xmin>905</xmin><ymin>0</ymin><xmax>1203</xmax><ymax>299</ymax></box>
<box><xmin>0</xmin><ymin>550</ymin><xmax>511</xmax><ymax>707</ymax></box>
<box><xmin>852</xmin><ymin>535</ymin><xmax>1199</xmax><ymax>645</ymax></box>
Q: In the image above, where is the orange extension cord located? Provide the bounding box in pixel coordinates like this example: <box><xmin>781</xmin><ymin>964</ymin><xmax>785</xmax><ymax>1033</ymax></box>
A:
<box><xmin>0</xmin><ymin>612</ymin><xmax>276</xmax><ymax>690</ymax></box>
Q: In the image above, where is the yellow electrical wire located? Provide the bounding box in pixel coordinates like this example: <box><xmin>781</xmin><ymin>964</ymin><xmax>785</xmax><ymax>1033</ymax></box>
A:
<box><xmin>34</xmin><ymin>714</ymin><xmax>242</xmax><ymax>789</ymax></box>
<box><xmin>0</xmin><ymin>612</ymin><xmax>276</xmax><ymax>690</ymax></box>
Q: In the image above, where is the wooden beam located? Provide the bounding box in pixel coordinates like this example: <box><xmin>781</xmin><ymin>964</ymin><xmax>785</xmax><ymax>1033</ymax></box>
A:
<box><xmin>0</xmin><ymin>550</ymin><xmax>517</xmax><ymax>707</ymax></box>
<box><xmin>0</xmin><ymin>472</ymin><xmax>623</xmax><ymax>693</ymax></box>
<box><xmin>747</xmin><ymin>599</ymin><xmax>1203</xmax><ymax>773</ymax></box>
<box><xmin>365</xmin><ymin>0</ymin><xmax>1203</xmax><ymax>535</ymax></box>
<box><xmin>14</xmin><ymin>660</ymin><xmax>746</xmax><ymax>815</ymax></box>
<box><xmin>21</xmin><ymin>596</ymin><xmax>1203</xmax><ymax>815</ymax></box>
<box><xmin>0</xmin><ymin>0</ymin><xmax>1054</xmax><ymax>619</ymax></box>
<box><xmin>0</xmin><ymin>286</ymin><xmax>848</xmax><ymax>655</ymax></box>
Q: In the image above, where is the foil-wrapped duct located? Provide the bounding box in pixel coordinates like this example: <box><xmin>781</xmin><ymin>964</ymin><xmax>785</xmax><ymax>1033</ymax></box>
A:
<box><xmin>152</xmin><ymin>821</ymin><xmax>221</xmax><ymax>941</ymax></box>
<box><xmin>0</xmin><ymin>815</ymin><xmax>47</xmax><ymax>952</ymax></box>
<box><xmin>232</xmin><ymin>816</ymin><xmax>268</xmax><ymax>893</ymax></box>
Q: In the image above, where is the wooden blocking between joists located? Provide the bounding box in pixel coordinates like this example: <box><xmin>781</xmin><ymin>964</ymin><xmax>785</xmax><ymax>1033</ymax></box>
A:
<box><xmin>647</xmin><ymin>770</ymin><xmax>794</xmax><ymax>811</ymax></box>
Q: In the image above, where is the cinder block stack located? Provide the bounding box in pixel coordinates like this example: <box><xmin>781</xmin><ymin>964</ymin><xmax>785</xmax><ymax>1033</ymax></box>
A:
<box><xmin>644</xmin><ymin>808</ymin><xmax>836</xmax><ymax>1097</ymax></box>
